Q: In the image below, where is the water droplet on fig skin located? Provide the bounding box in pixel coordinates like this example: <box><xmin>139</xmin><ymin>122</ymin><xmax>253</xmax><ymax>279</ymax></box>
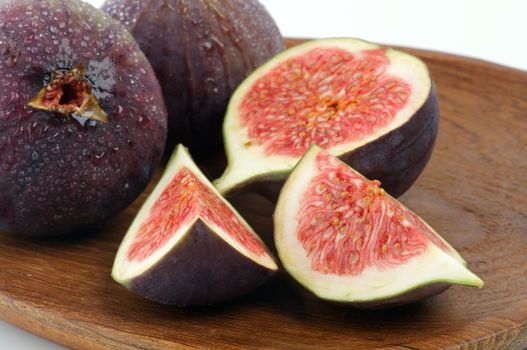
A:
<box><xmin>3</xmin><ymin>49</ymin><xmax>17</xmax><ymax>67</ymax></box>
<box><xmin>50</xmin><ymin>145</ymin><xmax>60</xmax><ymax>155</ymax></box>
<box><xmin>201</xmin><ymin>41</ymin><xmax>213</xmax><ymax>51</ymax></box>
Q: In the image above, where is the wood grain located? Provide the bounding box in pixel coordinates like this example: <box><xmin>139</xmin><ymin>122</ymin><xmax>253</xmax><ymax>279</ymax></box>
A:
<box><xmin>1</xmin><ymin>39</ymin><xmax>526</xmax><ymax>349</ymax></box>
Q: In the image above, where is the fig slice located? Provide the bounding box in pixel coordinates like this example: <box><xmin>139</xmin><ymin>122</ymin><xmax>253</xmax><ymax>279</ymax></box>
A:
<box><xmin>215</xmin><ymin>38</ymin><xmax>440</xmax><ymax>200</ymax></box>
<box><xmin>112</xmin><ymin>145</ymin><xmax>277</xmax><ymax>306</ymax></box>
<box><xmin>274</xmin><ymin>145</ymin><xmax>483</xmax><ymax>308</ymax></box>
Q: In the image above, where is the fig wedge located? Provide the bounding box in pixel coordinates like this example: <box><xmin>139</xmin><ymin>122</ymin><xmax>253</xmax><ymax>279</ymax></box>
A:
<box><xmin>274</xmin><ymin>145</ymin><xmax>483</xmax><ymax>308</ymax></box>
<box><xmin>113</xmin><ymin>145</ymin><xmax>277</xmax><ymax>306</ymax></box>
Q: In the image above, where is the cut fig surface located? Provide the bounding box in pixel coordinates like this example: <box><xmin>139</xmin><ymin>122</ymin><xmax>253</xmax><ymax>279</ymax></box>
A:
<box><xmin>215</xmin><ymin>38</ymin><xmax>439</xmax><ymax>199</ymax></box>
<box><xmin>274</xmin><ymin>145</ymin><xmax>483</xmax><ymax>308</ymax></box>
<box><xmin>113</xmin><ymin>145</ymin><xmax>277</xmax><ymax>306</ymax></box>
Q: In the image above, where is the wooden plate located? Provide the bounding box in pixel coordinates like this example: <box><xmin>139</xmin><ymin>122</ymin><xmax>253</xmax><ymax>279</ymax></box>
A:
<box><xmin>1</xmin><ymin>39</ymin><xmax>526</xmax><ymax>350</ymax></box>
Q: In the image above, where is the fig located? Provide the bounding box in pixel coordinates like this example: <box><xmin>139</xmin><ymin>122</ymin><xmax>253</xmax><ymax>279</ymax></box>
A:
<box><xmin>0</xmin><ymin>0</ymin><xmax>167</xmax><ymax>236</ymax></box>
<box><xmin>112</xmin><ymin>145</ymin><xmax>277</xmax><ymax>306</ymax></box>
<box><xmin>274</xmin><ymin>145</ymin><xmax>483</xmax><ymax>308</ymax></box>
<box><xmin>215</xmin><ymin>38</ymin><xmax>439</xmax><ymax>200</ymax></box>
<box><xmin>102</xmin><ymin>0</ymin><xmax>285</xmax><ymax>153</ymax></box>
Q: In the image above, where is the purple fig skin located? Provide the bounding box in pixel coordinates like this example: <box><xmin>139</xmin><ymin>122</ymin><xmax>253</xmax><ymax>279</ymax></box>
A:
<box><xmin>124</xmin><ymin>220</ymin><xmax>276</xmax><ymax>306</ymax></box>
<box><xmin>334</xmin><ymin>284</ymin><xmax>450</xmax><ymax>310</ymax></box>
<box><xmin>224</xmin><ymin>84</ymin><xmax>440</xmax><ymax>202</ymax></box>
<box><xmin>0</xmin><ymin>0</ymin><xmax>167</xmax><ymax>236</ymax></box>
<box><xmin>340</xmin><ymin>84</ymin><xmax>440</xmax><ymax>198</ymax></box>
<box><xmin>102</xmin><ymin>0</ymin><xmax>285</xmax><ymax>154</ymax></box>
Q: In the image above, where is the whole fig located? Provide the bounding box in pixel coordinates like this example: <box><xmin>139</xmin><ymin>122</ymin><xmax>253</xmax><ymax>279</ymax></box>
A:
<box><xmin>0</xmin><ymin>0</ymin><xmax>167</xmax><ymax>236</ymax></box>
<box><xmin>103</xmin><ymin>0</ymin><xmax>284</xmax><ymax>153</ymax></box>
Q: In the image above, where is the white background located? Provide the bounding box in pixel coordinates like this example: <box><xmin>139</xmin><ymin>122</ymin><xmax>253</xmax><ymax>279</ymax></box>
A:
<box><xmin>1</xmin><ymin>1</ymin><xmax>526</xmax><ymax>349</ymax></box>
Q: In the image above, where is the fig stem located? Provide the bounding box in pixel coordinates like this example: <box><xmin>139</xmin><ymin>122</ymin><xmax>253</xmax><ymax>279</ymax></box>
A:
<box><xmin>28</xmin><ymin>64</ymin><xmax>109</xmax><ymax>123</ymax></box>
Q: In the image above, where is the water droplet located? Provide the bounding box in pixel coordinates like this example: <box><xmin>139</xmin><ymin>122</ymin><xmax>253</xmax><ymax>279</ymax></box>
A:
<box><xmin>50</xmin><ymin>145</ymin><xmax>61</xmax><ymax>155</ymax></box>
<box><xmin>201</xmin><ymin>41</ymin><xmax>213</xmax><ymax>50</ymax></box>
<box><xmin>3</xmin><ymin>43</ymin><xmax>18</xmax><ymax>68</ymax></box>
<box><xmin>46</xmin><ymin>132</ymin><xmax>59</xmax><ymax>143</ymax></box>
<box><xmin>72</xmin><ymin>113</ymin><xmax>90</xmax><ymax>126</ymax></box>
<box><xmin>31</xmin><ymin>151</ymin><xmax>38</xmax><ymax>160</ymax></box>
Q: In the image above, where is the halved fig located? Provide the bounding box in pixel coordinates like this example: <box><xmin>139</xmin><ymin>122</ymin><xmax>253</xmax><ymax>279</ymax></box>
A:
<box><xmin>215</xmin><ymin>38</ymin><xmax>439</xmax><ymax>200</ymax></box>
<box><xmin>274</xmin><ymin>145</ymin><xmax>483</xmax><ymax>308</ymax></box>
<box><xmin>112</xmin><ymin>145</ymin><xmax>277</xmax><ymax>306</ymax></box>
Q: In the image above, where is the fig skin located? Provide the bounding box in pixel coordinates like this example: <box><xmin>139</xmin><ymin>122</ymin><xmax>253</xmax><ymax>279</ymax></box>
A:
<box><xmin>342</xmin><ymin>283</ymin><xmax>449</xmax><ymax>309</ymax></box>
<box><xmin>123</xmin><ymin>220</ymin><xmax>276</xmax><ymax>306</ymax></box>
<box><xmin>225</xmin><ymin>84</ymin><xmax>440</xmax><ymax>202</ymax></box>
<box><xmin>339</xmin><ymin>84</ymin><xmax>440</xmax><ymax>198</ymax></box>
<box><xmin>102</xmin><ymin>0</ymin><xmax>285</xmax><ymax>154</ymax></box>
<box><xmin>0</xmin><ymin>0</ymin><xmax>167</xmax><ymax>236</ymax></box>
